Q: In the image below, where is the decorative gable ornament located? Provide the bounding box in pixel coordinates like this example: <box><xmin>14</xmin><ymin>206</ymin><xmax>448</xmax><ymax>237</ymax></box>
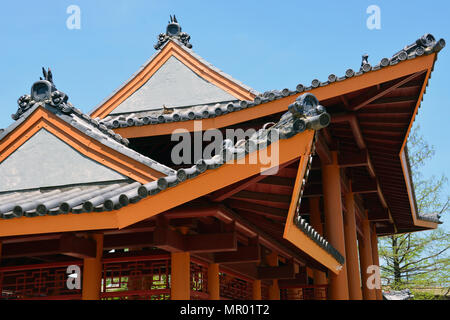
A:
<box><xmin>154</xmin><ymin>15</ymin><xmax>192</xmax><ymax>50</ymax></box>
<box><xmin>13</xmin><ymin>67</ymin><xmax>72</xmax><ymax>120</ymax></box>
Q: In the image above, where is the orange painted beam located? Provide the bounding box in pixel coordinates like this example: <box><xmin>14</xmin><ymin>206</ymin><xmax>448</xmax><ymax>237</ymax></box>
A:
<box><xmin>0</xmin><ymin>130</ymin><xmax>314</xmax><ymax>237</ymax></box>
<box><xmin>283</xmin><ymin>156</ymin><xmax>344</xmax><ymax>275</ymax></box>
<box><xmin>91</xmin><ymin>41</ymin><xmax>256</xmax><ymax>119</ymax></box>
<box><xmin>400</xmin><ymin>55</ymin><xmax>435</xmax><ymax>154</ymax></box>
<box><xmin>115</xmin><ymin>130</ymin><xmax>314</xmax><ymax>229</ymax></box>
<box><xmin>114</xmin><ymin>54</ymin><xmax>436</xmax><ymax>139</ymax></box>
<box><xmin>399</xmin><ymin>148</ymin><xmax>438</xmax><ymax>229</ymax></box>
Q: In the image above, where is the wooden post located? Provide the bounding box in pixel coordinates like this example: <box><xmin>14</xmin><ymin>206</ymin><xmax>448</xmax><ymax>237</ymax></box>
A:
<box><xmin>171</xmin><ymin>252</ymin><xmax>191</xmax><ymax>300</ymax></box>
<box><xmin>82</xmin><ymin>233</ymin><xmax>103</xmax><ymax>300</ymax></box>
<box><xmin>343</xmin><ymin>189</ymin><xmax>363</xmax><ymax>300</ymax></box>
<box><xmin>208</xmin><ymin>263</ymin><xmax>220</xmax><ymax>300</ymax></box>
<box><xmin>266</xmin><ymin>252</ymin><xmax>280</xmax><ymax>300</ymax></box>
<box><xmin>252</xmin><ymin>280</ymin><xmax>262</xmax><ymax>300</ymax></box>
<box><xmin>309</xmin><ymin>197</ymin><xmax>328</xmax><ymax>299</ymax></box>
<box><xmin>370</xmin><ymin>224</ymin><xmax>383</xmax><ymax>300</ymax></box>
<box><xmin>321</xmin><ymin>151</ymin><xmax>349</xmax><ymax>300</ymax></box>
<box><xmin>359</xmin><ymin>218</ymin><xmax>377</xmax><ymax>300</ymax></box>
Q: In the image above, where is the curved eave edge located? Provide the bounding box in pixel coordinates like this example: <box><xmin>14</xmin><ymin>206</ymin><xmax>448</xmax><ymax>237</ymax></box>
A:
<box><xmin>283</xmin><ymin>136</ymin><xmax>345</xmax><ymax>275</ymax></box>
<box><xmin>100</xmin><ymin>35</ymin><xmax>445</xmax><ymax>131</ymax></box>
<box><xmin>0</xmin><ymin>97</ymin><xmax>324</xmax><ymax>237</ymax></box>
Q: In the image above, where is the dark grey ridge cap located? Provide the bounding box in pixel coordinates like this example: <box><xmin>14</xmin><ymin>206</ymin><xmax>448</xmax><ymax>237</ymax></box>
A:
<box><xmin>0</xmin><ymin>92</ymin><xmax>343</xmax><ymax>266</ymax></box>
<box><xmin>100</xmin><ymin>100</ymin><xmax>242</xmax><ymax>129</ymax></box>
<box><xmin>89</xmin><ymin>39</ymin><xmax>259</xmax><ymax>116</ymax></box>
<box><xmin>105</xmin><ymin>99</ymin><xmax>240</xmax><ymax>117</ymax></box>
<box><xmin>100</xmin><ymin>33</ymin><xmax>445</xmax><ymax>130</ymax></box>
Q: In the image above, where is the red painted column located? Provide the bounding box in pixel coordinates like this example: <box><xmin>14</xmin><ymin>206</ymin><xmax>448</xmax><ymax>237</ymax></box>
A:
<box><xmin>321</xmin><ymin>151</ymin><xmax>349</xmax><ymax>300</ymax></box>
<box><xmin>343</xmin><ymin>189</ymin><xmax>363</xmax><ymax>300</ymax></box>
<box><xmin>253</xmin><ymin>280</ymin><xmax>262</xmax><ymax>300</ymax></box>
<box><xmin>208</xmin><ymin>263</ymin><xmax>220</xmax><ymax>300</ymax></box>
<box><xmin>171</xmin><ymin>252</ymin><xmax>191</xmax><ymax>300</ymax></box>
<box><xmin>370</xmin><ymin>224</ymin><xmax>383</xmax><ymax>300</ymax></box>
<box><xmin>309</xmin><ymin>197</ymin><xmax>328</xmax><ymax>299</ymax></box>
<box><xmin>267</xmin><ymin>252</ymin><xmax>280</xmax><ymax>300</ymax></box>
<box><xmin>359</xmin><ymin>218</ymin><xmax>377</xmax><ymax>300</ymax></box>
<box><xmin>82</xmin><ymin>233</ymin><xmax>104</xmax><ymax>300</ymax></box>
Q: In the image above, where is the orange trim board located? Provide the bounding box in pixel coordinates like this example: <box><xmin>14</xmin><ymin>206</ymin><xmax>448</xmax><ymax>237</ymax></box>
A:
<box><xmin>0</xmin><ymin>130</ymin><xmax>315</xmax><ymax>237</ymax></box>
<box><xmin>0</xmin><ymin>107</ymin><xmax>164</xmax><ymax>183</ymax></box>
<box><xmin>283</xmin><ymin>155</ymin><xmax>344</xmax><ymax>275</ymax></box>
<box><xmin>400</xmin><ymin>55</ymin><xmax>435</xmax><ymax>154</ymax></box>
<box><xmin>91</xmin><ymin>41</ymin><xmax>256</xmax><ymax>119</ymax></box>
<box><xmin>114</xmin><ymin>53</ymin><xmax>437</xmax><ymax>139</ymax></box>
<box><xmin>399</xmin><ymin>148</ymin><xmax>438</xmax><ymax>230</ymax></box>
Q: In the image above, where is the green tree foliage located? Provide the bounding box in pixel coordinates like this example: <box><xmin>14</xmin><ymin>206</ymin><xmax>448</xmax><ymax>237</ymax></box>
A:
<box><xmin>378</xmin><ymin>125</ymin><xmax>449</xmax><ymax>294</ymax></box>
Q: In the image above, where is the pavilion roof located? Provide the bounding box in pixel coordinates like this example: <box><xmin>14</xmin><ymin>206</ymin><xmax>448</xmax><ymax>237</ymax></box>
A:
<box><xmin>98</xmin><ymin>34</ymin><xmax>445</xmax><ymax>130</ymax></box>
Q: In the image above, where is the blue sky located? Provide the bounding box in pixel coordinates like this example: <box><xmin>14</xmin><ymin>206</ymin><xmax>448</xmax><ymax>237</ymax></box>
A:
<box><xmin>0</xmin><ymin>1</ymin><xmax>448</xmax><ymax>227</ymax></box>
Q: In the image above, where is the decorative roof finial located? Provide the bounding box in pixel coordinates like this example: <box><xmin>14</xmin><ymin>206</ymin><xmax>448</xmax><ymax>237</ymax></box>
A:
<box><xmin>154</xmin><ymin>15</ymin><xmax>192</xmax><ymax>50</ymax></box>
<box><xmin>360</xmin><ymin>54</ymin><xmax>371</xmax><ymax>72</ymax></box>
<box><xmin>12</xmin><ymin>68</ymin><xmax>70</xmax><ymax>120</ymax></box>
<box><xmin>361</xmin><ymin>54</ymin><xmax>369</xmax><ymax>67</ymax></box>
<box><xmin>40</xmin><ymin>67</ymin><xmax>54</xmax><ymax>84</ymax></box>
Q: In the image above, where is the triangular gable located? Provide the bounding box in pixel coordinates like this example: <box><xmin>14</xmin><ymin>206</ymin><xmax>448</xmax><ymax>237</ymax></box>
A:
<box><xmin>0</xmin><ymin>128</ymin><xmax>127</xmax><ymax>193</ymax></box>
<box><xmin>0</xmin><ymin>106</ymin><xmax>171</xmax><ymax>189</ymax></box>
<box><xmin>91</xmin><ymin>40</ymin><xmax>257</xmax><ymax>119</ymax></box>
<box><xmin>111</xmin><ymin>56</ymin><xmax>237</xmax><ymax>114</ymax></box>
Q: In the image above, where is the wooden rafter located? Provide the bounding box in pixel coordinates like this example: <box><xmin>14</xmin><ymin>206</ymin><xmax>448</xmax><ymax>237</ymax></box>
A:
<box><xmin>352</xmin><ymin>71</ymin><xmax>426</xmax><ymax>111</ymax></box>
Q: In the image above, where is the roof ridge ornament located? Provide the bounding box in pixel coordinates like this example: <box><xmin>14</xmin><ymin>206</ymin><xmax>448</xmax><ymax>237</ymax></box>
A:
<box><xmin>11</xmin><ymin>69</ymin><xmax>131</xmax><ymax>146</ymax></box>
<box><xmin>154</xmin><ymin>15</ymin><xmax>192</xmax><ymax>50</ymax></box>
<box><xmin>12</xmin><ymin>68</ymin><xmax>71</xmax><ymax>120</ymax></box>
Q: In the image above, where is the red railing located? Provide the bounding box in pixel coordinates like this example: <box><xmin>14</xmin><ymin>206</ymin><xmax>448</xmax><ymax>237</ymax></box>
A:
<box><xmin>190</xmin><ymin>258</ymin><xmax>209</xmax><ymax>300</ymax></box>
<box><xmin>2</xmin><ymin>255</ymin><xmax>306</xmax><ymax>300</ymax></box>
<box><xmin>279</xmin><ymin>285</ymin><xmax>328</xmax><ymax>300</ymax></box>
<box><xmin>219</xmin><ymin>268</ymin><xmax>253</xmax><ymax>300</ymax></box>
<box><xmin>100</xmin><ymin>254</ymin><xmax>171</xmax><ymax>300</ymax></box>
<box><xmin>261</xmin><ymin>283</ymin><xmax>270</xmax><ymax>300</ymax></box>
<box><xmin>0</xmin><ymin>261</ymin><xmax>82</xmax><ymax>300</ymax></box>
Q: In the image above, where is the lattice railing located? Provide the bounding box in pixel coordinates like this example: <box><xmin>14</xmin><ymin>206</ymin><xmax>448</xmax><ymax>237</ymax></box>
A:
<box><xmin>280</xmin><ymin>285</ymin><xmax>328</xmax><ymax>300</ymax></box>
<box><xmin>190</xmin><ymin>258</ymin><xmax>209</xmax><ymax>300</ymax></box>
<box><xmin>100</xmin><ymin>254</ymin><xmax>171</xmax><ymax>300</ymax></box>
<box><xmin>219</xmin><ymin>269</ymin><xmax>253</xmax><ymax>300</ymax></box>
<box><xmin>0</xmin><ymin>261</ymin><xmax>82</xmax><ymax>300</ymax></box>
<box><xmin>261</xmin><ymin>283</ymin><xmax>270</xmax><ymax>300</ymax></box>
